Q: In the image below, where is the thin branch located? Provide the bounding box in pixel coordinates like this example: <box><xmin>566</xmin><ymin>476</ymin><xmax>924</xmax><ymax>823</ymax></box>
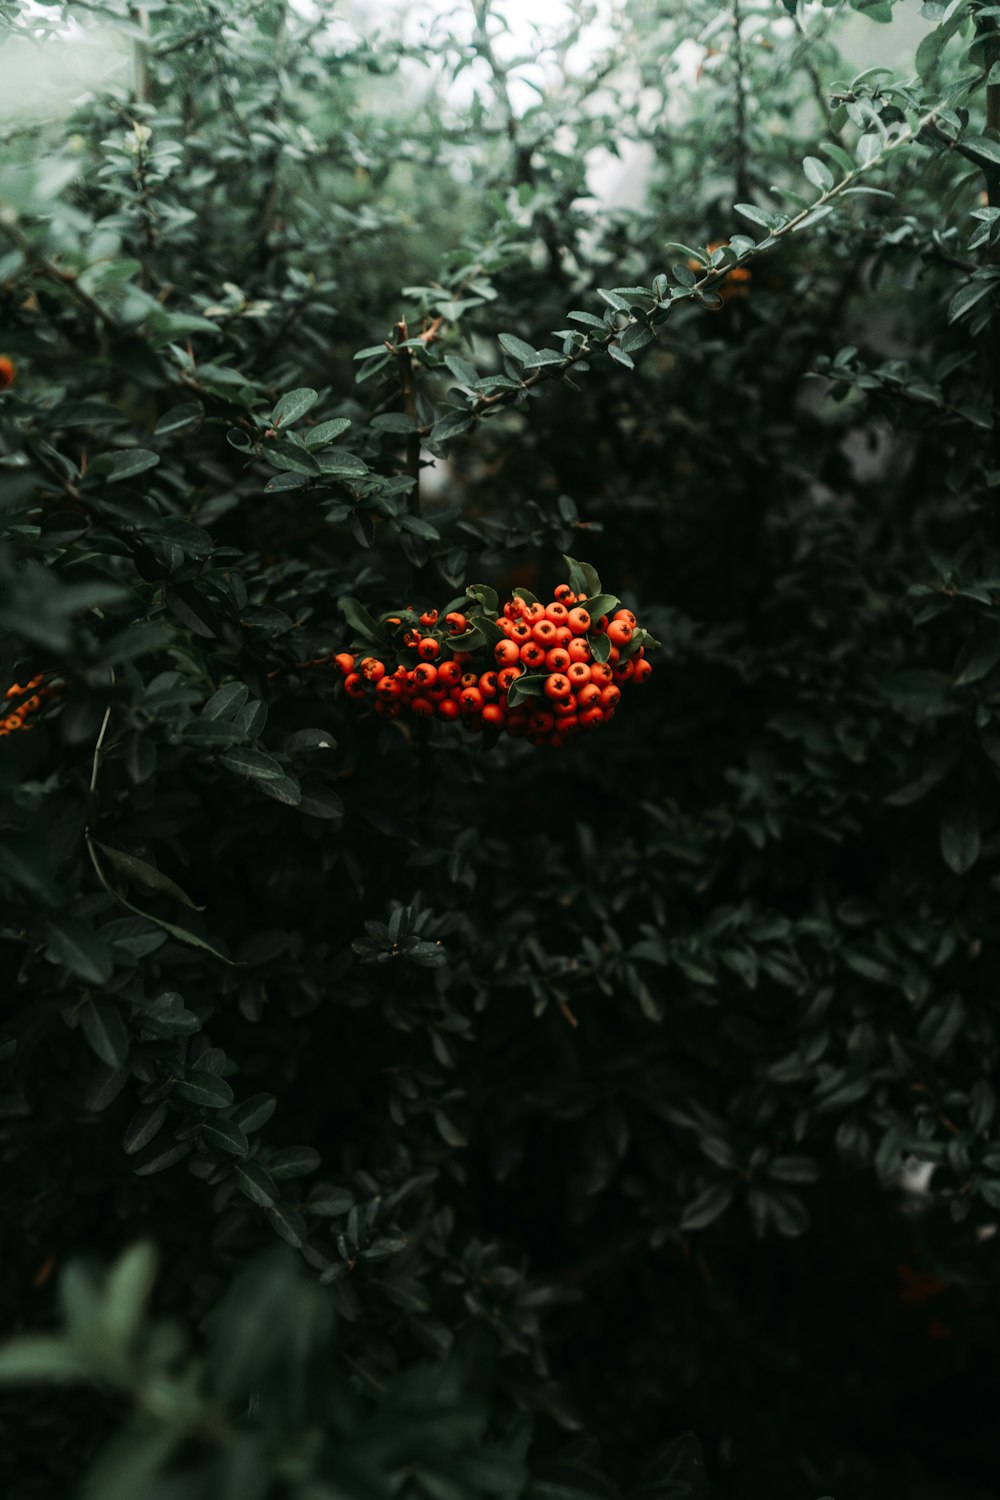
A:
<box><xmin>394</xmin><ymin>319</ymin><xmax>422</xmax><ymax>515</ymax></box>
<box><xmin>731</xmin><ymin>0</ymin><xmax>750</xmax><ymax>208</ymax></box>
<box><xmin>0</xmin><ymin>215</ymin><xmax>118</xmax><ymax>333</ymax></box>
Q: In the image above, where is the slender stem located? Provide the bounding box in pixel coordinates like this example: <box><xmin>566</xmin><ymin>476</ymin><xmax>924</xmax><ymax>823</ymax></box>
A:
<box><xmin>395</xmin><ymin>319</ymin><xmax>422</xmax><ymax>515</ymax></box>
<box><xmin>731</xmin><ymin>0</ymin><xmax>750</xmax><ymax>207</ymax></box>
<box><xmin>0</xmin><ymin>215</ymin><xmax>118</xmax><ymax>333</ymax></box>
<box><xmin>129</xmin><ymin>4</ymin><xmax>151</xmax><ymax>105</ymax></box>
<box><xmin>465</xmin><ymin>97</ymin><xmax>951</xmax><ymax>422</ymax></box>
<box><xmin>978</xmin><ymin>20</ymin><xmax>1000</xmax><ymax>478</ymax></box>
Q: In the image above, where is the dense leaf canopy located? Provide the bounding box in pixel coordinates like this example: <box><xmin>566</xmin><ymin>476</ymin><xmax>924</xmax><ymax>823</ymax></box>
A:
<box><xmin>1</xmin><ymin>1</ymin><xmax>1000</xmax><ymax>1496</ymax></box>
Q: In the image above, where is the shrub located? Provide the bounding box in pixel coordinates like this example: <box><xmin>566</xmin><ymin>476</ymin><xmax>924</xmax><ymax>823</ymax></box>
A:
<box><xmin>2</xmin><ymin>2</ymin><xmax>1000</xmax><ymax>1496</ymax></box>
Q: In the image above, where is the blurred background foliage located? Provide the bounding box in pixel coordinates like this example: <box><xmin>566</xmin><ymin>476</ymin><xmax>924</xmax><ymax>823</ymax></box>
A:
<box><xmin>2</xmin><ymin>0</ymin><xmax>1000</xmax><ymax>1496</ymax></box>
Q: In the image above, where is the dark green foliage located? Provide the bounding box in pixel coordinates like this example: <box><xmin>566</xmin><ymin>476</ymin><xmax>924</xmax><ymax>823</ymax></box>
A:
<box><xmin>2</xmin><ymin>1</ymin><xmax>1000</xmax><ymax>1496</ymax></box>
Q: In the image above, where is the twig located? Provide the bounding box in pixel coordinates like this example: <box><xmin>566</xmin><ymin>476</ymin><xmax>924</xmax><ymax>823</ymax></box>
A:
<box><xmin>731</xmin><ymin>0</ymin><xmax>750</xmax><ymax>208</ymax></box>
<box><xmin>0</xmin><ymin>215</ymin><xmax>118</xmax><ymax>334</ymax></box>
<box><xmin>394</xmin><ymin>319</ymin><xmax>422</xmax><ymax>515</ymax></box>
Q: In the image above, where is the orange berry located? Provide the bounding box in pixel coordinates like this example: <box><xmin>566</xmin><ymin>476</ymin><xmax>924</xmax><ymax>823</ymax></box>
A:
<box><xmin>545</xmin><ymin>647</ymin><xmax>570</xmax><ymax>673</ymax></box>
<box><xmin>495</xmin><ymin>639</ymin><xmax>520</xmax><ymax>668</ymax></box>
<box><xmin>445</xmin><ymin>612</ymin><xmax>468</xmax><ymax>635</ymax></box>
<box><xmin>553</xmin><ymin>584</ymin><xmax>573</xmax><ymax>602</ymax></box>
<box><xmin>568</xmin><ymin>639</ymin><xmax>591</xmax><ymax>663</ymax></box>
<box><xmin>333</xmin><ymin>652</ymin><xmax>355</xmax><ymax>675</ymax></box>
<box><xmin>419</xmin><ymin>609</ymin><xmax>439</xmax><ymax>627</ymax></box>
<box><xmin>579</xmin><ymin>706</ymin><xmax>604</xmax><ymax>730</ymax></box>
<box><xmin>527</xmin><ymin>708</ymin><xmax>555</xmax><ymax>735</ymax></box>
<box><xmin>413</xmin><ymin>662</ymin><xmax>438</xmax><ymax>688</ymax></box>
<box><xmin>532</xmin><ymin>619</ymin><xmax>558</xmax><ymax>647</ymax></box>
<box><xmin>522</xmin><ymin>602</ymin><xmax>545</xmax><ymax>625</ymax></box>
<box><xmin>576</xmin><ymin>683</ymin><xmax>602</xmax><ymax>711</ymax></box>
<box><xmin>479</xmin><ymin>671</ymin><xmax>499</xmax><ymax>700</ymax></box>
<box><xmin>545</xmin><ymin>602</ymin><xmax>569</xmax><ymax>624</ymax></box>
<box><xmin>417</xmin><ymin>637</ymin><xmax>440</xmax><ymax>661</ymax></box>
<box><xmin>520</xmin><ymin>642</ymin><xmax>545</xmax><ymax>668</ymax></box>
<box><xmin>567</xmin><ymin>661</ymin><xmax>591</xmax><ymax>687</ymax></box>
<box><xmin>438</xmin><ymin>659</ymin><xmax>461</xmax><ymax>687</ymax></box>
<box><xmin>459</xmin><ymin>686</ymin><xmax>483</xmax><ymax>714</ymax></box>
<box><xmin>497</xmin><ymin>665</ymin><xmax>522</xmax><ymax>692</ymax></box>
<box><xmin>601</xmin><ymin>685</ymin><xmax>621</xmax><ymax>711</ymax></box>
<box><xmin>376</xmin><ymin>676</ymin><xmax>400</xmax><ymax>699</ymax></box>
<box><xmin>0</xmin><ymin>357</ymin><xmax>15</xmax><ymax>391</ymax></box>
<box><xmin>545</xmin><ymin>672</ymin><xmax>571</xmax><ymax>701</ymax></box>
<box><xmin>613</xmin><ymin>658</ymin><xmax>634</xmax><ymax>682</ymax></box>
<box><xmin>508</xmin><ymin>620</ymin><xmax>531</xmax><ymax>643</ymax></box>
<box><xmin>438</xmin><ymin>698</ymin><xmax>460</xmax><ymax>720</ymax></box>
<box><xmin>360</xmin><ymin>657</ymin><xmax>385</xmax><ymax>681</ymax></box>
<box><xmin>411</xmin><ymin>696</ymin><xmax>435</xmax><ymax>716</ymax></box>
<box><xmin>344</xmin><ymin>673</ymin><xmax>365</xmax><ymax>699</ymax></box>
<box><xmin>567</xmin><ymin>608</ymin><xmax>591</xmax><ymax>635</ymax></box>
<box><xmin>633</xmin><ymin>658</ymin><xmax>653</xmax><ymax>684</ymax></box>
<box><xmin>590</xmin><ymin>662</ymin><xmax>613</xmax><ymax>687</ymax></box>
<box><xmin>482</xmin><ymin>703</ymin><xmax>505</xmax><ymax>728</ymax></box>
<box><xmin>607</xmin><ymin>620</ymin><xmax>632</xmax><ymax>648</ymax></box>
<box><xmin>613</xmin><ymin>608</ymin><xmax>637</xmax><ymax>629</ymax></box>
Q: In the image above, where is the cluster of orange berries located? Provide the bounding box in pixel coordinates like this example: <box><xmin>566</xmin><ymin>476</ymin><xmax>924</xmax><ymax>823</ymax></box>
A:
<box><xmin>1</xmin><ymin>675</ymin><xmax>48</xmax><ymax>737</ymax></box>
<box><xmin>334</xmin><ymin>582</ymin><xmax>654</xmax><ymax>748</ymax></box>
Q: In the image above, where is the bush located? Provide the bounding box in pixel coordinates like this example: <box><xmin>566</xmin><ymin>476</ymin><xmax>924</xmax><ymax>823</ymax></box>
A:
<box><xmin>2</xmin><ymin>1</ymin><xmax>1000</xmax><ymax>1496</ymax></box>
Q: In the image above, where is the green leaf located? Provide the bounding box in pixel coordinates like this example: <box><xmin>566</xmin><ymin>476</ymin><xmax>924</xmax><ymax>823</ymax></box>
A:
<box><xmin>95</xmin><ymin>843</ymin><xmax>204</xmax><ymax>911</ymax></box>
<box><xmin>271</xmin><ymin>387</ymin><xmax>318</xmax><ymax>427</ymax></box>
<box><xmin>466</xmin><ymin>583</ymin><xmax>499</xmax><ymax>616</ymax></box>
<box><xmin>234</xmin><ymin>1160</ymin><xmax>280</xmax><ymax>1208</ymax></box>
<box><xmin>590</xmin><ymin>632</ymin><xmax>612</xmax><ymax>665</ymax></box>
<box><xmin>304</xmin><ymin>417</ymin><xmax>351</xmax><ymax>447</ymax></box>
<box><xmin>231</xmin><ymin>1094</ymin><xmax>276</xmax><ymax>1133</ymax></box>
<box><xmin>317</xmin><ymin>450</ymin><xmax>369</xmax><ymax>478</ymax></box>
<box><xmin>680</xmin><ymin>1182</ymin><xmax>734</xmax><ymax>1231</ymax></box>
<box><xmin>123</xmin><ymin>1103</ymin><xmax>168</xmax><ymax>1155</ymax></box>
<box><xmin>940</xmin><ymin>798</ymin><xmax>980</xmax><ymax>875</ymax></box>
<box><xmin>154</xmin><ymin>402</ymin><xmax>203</xmax><ymax>436</ymax></box>
<box><xmin>582</xmin><ymin>593</ymin><xmax>621</xmax><ymax>620</ymax></box>
<box><xmin>506</xmin><ymin>674</ymin><xmax>548</xmax><ymax>709</ymax></box>
<box><xmin>45</xmin><ymin>920</ymin><xmax>114</xmax><ymax>985</ymax></box>
<box><xmin>132</xmin><ymin>1139</ymin><xmax>193</xmax><ymax>1177</ymax></box>
<box><xmin>960</xmin><ymin>134</ymin><xmax>1000</xmax><ymax>171</ymax></box>
<box><xmin>267</xmin><ymin>1146</ymin><xmax>321</xmax><ymax>1179</ymax></box>
<box><xmin>102</xmin><ymin>1242</ymin><xmax>157</xmax><ymax>1350</ymax></box>
<box><xmin>563</xmin><ymin>556</ymin><xmax>601</xmax><ymax>596</ymax></box>
<box><xmin>0</xmin><ymin>1338</ymin><xmax>86</xmax><ymax>1383</ymax></box>
<box><xmin>175</xmin><ymin>1073</ymin><xmax>234</xmax><ymax>1109</ymax></box>
<box><xmin>200</xmin><ymin>1119</ymin><xmax>250</xmax><ymax>1156</ymax></box>
<box><xmin>218</xmin><ymin>748</ymin><xmax>286</xmax><ymax>782</ymax></box>
<box><xmin>338</xmin><ymin>596</ymin><xmax>384</xmax><ymax>645</ymax></box>
<box><xmin>803</xmin><ymin>155</ymin><xmax>833</xmax><ymax>191</ymax></box>
<box><xmin>89</xmin><ymin>449</ymin><xmax>160</xmax><ymax>482</ymax></box>
<box><xmin>80</xmin><ymin>998</ymin><xmax>128</xmax><ymax>1069</ymax></box>
<box><xmin>498</xmin><ymin>332</ymin><xmax>538</xmax><ymax>363</ymax></box>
